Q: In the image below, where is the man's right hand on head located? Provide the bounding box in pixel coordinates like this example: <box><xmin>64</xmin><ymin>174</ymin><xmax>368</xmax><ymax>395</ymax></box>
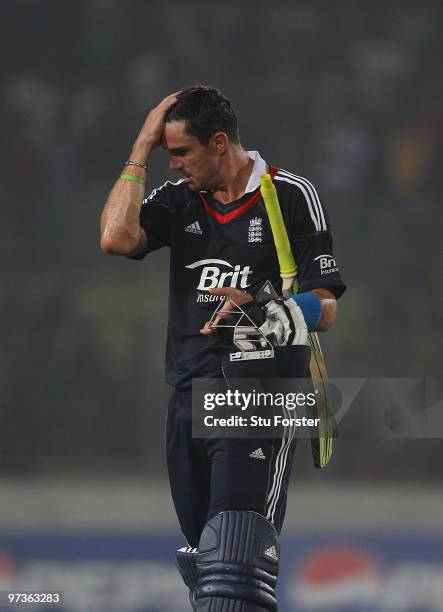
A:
<box><xmin>131</xmin><ymin>92</ymin><xmax>180</xmax><ymax>161</ymax></box>
<box><xmin>100</xmin><ymin>92</ymin><xmax>179</xmax><ymax>257</ymax></box>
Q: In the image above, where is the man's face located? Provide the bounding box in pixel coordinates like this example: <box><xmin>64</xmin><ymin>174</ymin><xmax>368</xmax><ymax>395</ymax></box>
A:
<box><xmin>163</xmin><ymin>121</ymin><xmax>221</xmax><ymax>191</ymax></box>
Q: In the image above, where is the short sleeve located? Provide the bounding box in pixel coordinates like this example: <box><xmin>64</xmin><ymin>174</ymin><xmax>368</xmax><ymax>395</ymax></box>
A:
<box><xmin>275</xmin><ymin>172</ymin><xmax>346</xmax><ymax>299</ymax></box>
<box><xmin>128</xmin><ymin>186</ymin><xmax>171</xmax><ymax>260</ymax></box>
<box><xmin>293</xmin><ymin>230</ymin><xmax>346</xmax><ymax>298</ymax></box>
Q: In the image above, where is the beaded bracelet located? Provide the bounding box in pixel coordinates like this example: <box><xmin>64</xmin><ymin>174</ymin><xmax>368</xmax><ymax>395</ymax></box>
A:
<box><xmin>125</xmin><ymin>159</ymin><xmax>148</xmax><ymax>171</ymax></box>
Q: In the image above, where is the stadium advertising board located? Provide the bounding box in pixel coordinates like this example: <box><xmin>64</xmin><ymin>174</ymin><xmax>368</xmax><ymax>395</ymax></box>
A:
<box><xmin>0</xmin><ymin>533</ymin><xmax>442</xmax><ymax>611</ymax></box>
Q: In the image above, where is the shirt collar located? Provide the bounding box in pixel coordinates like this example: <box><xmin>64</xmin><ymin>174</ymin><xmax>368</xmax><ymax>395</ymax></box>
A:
<box><xmin>244</xmin><ymin>151</ymin><xmax>268</xmax><ymax>194</ymax></box>
<box><xmin>200</xmin><ymin>150</ymin><xmax>267</xmax><ymax>196</ymax></box>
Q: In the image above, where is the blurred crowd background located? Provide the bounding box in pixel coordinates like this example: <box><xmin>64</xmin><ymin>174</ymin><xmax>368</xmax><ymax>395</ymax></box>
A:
<box><xmin>1</xmin><ymin>1</ymin><xmax>442</xmax><ymax>484</ymax></box>
<box><xmin>1</xmin><ymin>2</ymin><xmax>442</xmax><ymax>610</ymax></box>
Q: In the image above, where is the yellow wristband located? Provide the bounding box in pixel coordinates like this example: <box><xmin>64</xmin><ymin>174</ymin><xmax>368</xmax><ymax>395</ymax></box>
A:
<box><xmin>119</xmin><ymin>173</ymin><xmax>145</xmax><ymax>186</ymax></box>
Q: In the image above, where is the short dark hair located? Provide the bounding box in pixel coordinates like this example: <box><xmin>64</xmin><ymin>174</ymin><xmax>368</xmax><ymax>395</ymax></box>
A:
<box><xmin>165</xmin><ymin>85</ymin><xmax>240</xmax><ymax>145</ymax></box>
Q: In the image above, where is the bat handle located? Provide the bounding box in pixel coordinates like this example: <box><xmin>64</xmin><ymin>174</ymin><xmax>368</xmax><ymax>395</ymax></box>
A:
<box><xmin>282</xmin><ymin>276</ymin><xmax>298</xmax><ymax>296</ymax></box>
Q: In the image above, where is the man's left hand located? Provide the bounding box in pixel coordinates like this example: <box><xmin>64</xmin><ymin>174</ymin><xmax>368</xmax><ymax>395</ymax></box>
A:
<box><xmin>200</xmin><ymin>288</ymin><xmax>253</xmax><ymax>335</ymax></box>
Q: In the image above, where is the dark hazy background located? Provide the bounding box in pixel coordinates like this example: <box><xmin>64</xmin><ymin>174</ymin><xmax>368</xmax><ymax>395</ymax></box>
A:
<box><xmin>2</xmin><ymin>0</ymin><xmax>442</xmax><ymax>483</ymax></box>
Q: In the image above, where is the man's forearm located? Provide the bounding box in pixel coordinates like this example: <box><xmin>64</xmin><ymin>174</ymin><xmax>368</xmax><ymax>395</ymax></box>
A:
<box><xmin>100</xmin><ymin>146</ymin><xmax>152</xmax><ymax>255</ymax></box>
<box><xmin>100</xmin><ymin>92</ymin><xmax>179</xmax><ymax>256</ymax></box>
<box><xmin>311</xmin><ymin>288</ymin><xmax>337</xmax><ymax>331</ymax></box>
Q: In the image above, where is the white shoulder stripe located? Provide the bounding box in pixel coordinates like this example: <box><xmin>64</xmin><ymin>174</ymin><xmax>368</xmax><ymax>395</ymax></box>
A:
<box><xmin>277</xmin><ymin>170</ymin><xmax>326</xmax><ymax>230</ymax></box>
<box><xmin>277</xmin><ymin>170</ymin><xmax>326</xmax><ymax>229</ymax></box>
<box><xmin>147</xmin><ymin>178</ymin><xmax>185</xmax><ymax>201</ymax></box>
<box><xmin>274</xmin><ymin>175</ymin><xmax>320</xmax><ymax>231</ymax></box>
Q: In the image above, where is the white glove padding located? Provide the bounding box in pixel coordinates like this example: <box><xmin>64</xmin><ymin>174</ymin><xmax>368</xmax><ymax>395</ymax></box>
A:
<box><xmin>259</xmin><ymin>299</ymin><xmax>308</xmax><ymax>346</ymax></box>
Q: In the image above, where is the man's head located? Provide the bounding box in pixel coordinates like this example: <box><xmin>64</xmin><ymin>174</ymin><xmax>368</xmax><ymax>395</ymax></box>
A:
<box><xmin>163</xmin><ymin>86</ymin><xmax>241</xmax><ymax>191</ymax></box>
<box><xmin>166</xmin><ymin>86</ymin><xmax>240</xmax><ymax>146</ymax></box>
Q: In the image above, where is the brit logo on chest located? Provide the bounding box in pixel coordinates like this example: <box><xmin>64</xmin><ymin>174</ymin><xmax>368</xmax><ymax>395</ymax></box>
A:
<box><xmin>185</xmin><ymin>258</ymin><xmax>253</xmax><ymax>303</ymax></box>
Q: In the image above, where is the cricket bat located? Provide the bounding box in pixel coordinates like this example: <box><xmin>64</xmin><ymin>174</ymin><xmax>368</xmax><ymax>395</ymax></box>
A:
<box><xmin>260</xmin><ymin>173</ymin><xmax>333</xmax><ymax>468</ymax></box>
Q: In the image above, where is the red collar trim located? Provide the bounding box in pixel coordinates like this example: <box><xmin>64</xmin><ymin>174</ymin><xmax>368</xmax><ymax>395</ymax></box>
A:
<box><xmin>199</xmin><ymin>165</ymin><xmax>279</xmax><ymax>224</ymax></box>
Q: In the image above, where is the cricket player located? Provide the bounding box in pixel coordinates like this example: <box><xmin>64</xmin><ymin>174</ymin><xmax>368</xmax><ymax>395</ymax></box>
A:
<box><xmin>100</xmin><ymin>86</ymin><xmax>345</xmax><ymax>611</ymax></box>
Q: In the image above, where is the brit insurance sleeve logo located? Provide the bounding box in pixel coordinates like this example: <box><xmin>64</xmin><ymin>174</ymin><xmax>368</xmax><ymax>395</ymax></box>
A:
<box><xmin>314</xmin><ymin>254</ymin><xmax>339</xmax><ymax>275</ymax></box>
